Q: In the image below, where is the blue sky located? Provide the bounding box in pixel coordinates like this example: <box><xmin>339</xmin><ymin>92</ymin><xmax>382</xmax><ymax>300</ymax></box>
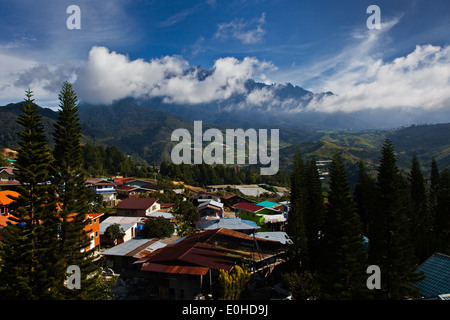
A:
<box><xmin>1</xmin><ymin>0</ymin><xmax>450</xmax><ymax>118</ymax></box>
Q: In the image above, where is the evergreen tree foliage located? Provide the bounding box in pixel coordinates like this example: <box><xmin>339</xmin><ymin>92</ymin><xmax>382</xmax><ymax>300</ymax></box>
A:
<box><xmin>304</xmin><ymin>157</ymin><xmax>325</xmax><ymax>272</ymax></box>
<box><xmin>104</xmin><ymin>223</ymin><xmax>126</xmax><ymax>245</ymax></box>
<box><xmin>319</xmin><ymin>152</ymin><xmax>369</xmax><ymax>299</ymax></box>
<box><xmin>286</xmin><ymin>153</ymin><xmax>308</xmax><ymax>269</ymax></box>
<box><xmin>0</xmin><ymin>90</ymin><xmax>64</xmax><ymax>299</ymax></box>
<box><xmin>141</xmin><ymin>216</ymin><xmax>174</xmax><ymax>238</ymax></box>
<box><xmin>370</xmin><ymin>138</ymin><xmax>420</xmax><ymax>299</ymax></box>
<box><xmin>52</xmin><ymin>82</ymin><xmax>99</xmax><ymax>299</ymax></box>
<box><xmin>353</xmin><ymin>159</ymin><xmax>376</xmax><ymax>236</ymax></box>
<box><xmin>408</xmin><ymin>154</ymin><xmax>432</xmax><ymax>262</ymax></box>
<box><xmin>434</xmin><ymin>168</ymin><xmax>450</xmax><ymax>255</ymax></box>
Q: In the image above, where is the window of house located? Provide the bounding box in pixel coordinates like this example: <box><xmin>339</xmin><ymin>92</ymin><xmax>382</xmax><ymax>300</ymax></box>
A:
<box><xmin>0</xmin><ymin>207</ymin><xmax>4</xmax><ymax>214</ymax></box>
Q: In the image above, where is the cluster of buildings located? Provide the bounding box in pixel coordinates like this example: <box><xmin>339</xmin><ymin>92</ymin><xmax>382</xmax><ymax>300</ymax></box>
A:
<box><xmin>1</xmin><ymin>163</ymin><xmax>449</xmax><ymax>300</ymax></box>
<box><xmin>0</xmin><ymin>166</ymin><xmax>292</xmax><ymax>299</ymax></box>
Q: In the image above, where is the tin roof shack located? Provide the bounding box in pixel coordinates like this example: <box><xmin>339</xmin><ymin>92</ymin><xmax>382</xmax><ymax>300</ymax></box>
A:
<box><xmin>138</xmin><ymin>228</ymin><xmax>285</xmax><ymax>300</ymax></box>
<box><xmin>101</xmin><ymin>236</ymin><xmax>180</xmax><ymax>274</ymax></box>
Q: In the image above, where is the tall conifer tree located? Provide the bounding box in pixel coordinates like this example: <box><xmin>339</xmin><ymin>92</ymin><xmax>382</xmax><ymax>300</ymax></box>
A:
<box><xmin>408</xmin><ymin>154</ymin><xmax>432</xmax><ymax>262</ymax></box>
<box><xmin>286</xmin><ymin>153</ymin><xmax>308</xmax><ymax>269</ymax></box>
<box><xmin>0</xmin><ymin>90</ymin><xmax>64</xmax><ymax>299</ymax></box>
<box><xmin>435</xmin><ymin>168</ymin><xmax>450</xmax><ymax>255</ymax></box>
<box><xmin>52</xmin><ymin>82</ymin><xmax>98</xmax><ymax>299</ymax></box>
<box><xmin>304</xmin><ymin>157</ymin><xmax>324</xmax><ymax>271</ymax></box>
<box><xmin>319</xmin><ymin>152</ymin><xmax>369</xmax><ymax>299</ymax></box>
<box><xmin>371</xmin><ymin>138</ymin><xmax>420</xmax><ymax>299</ymax></box>
<box><xmin>353</xmin><ymin>159</ymin><xmax>376</xmax><ymax>236</ymax></box>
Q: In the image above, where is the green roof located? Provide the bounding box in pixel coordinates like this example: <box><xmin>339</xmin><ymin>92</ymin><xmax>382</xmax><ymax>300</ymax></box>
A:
<box><xmin>413</xmin><ymin>253</ymin><xmax>450</xmax><ymax>298</ymax></box>
<box><xmin>256</xmin><ymin>200</ymin><xmax>279</xmax><ymax>208</ymax></box>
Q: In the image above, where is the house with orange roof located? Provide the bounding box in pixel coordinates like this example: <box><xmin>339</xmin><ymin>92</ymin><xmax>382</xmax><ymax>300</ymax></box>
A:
<box><xmin>0</xmin><ymin>190</ymin><xmax>20</xmax><ymax>228</ymax></box>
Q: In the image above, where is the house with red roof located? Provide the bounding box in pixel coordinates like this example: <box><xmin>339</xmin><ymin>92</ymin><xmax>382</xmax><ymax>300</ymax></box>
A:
<box><xmin>114</xmin><ymin>197</ymin><xmax>160</xmax><ymax>217</ymax></box>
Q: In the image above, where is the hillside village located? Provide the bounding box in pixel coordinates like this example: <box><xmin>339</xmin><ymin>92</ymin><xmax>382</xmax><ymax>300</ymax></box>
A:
<box><xmin>2</xmin><ymin>151</ymin><xmax>449</xmax><ymax>300</ymax></box>
<box><xmin>1</xmin><ymin>158</ymin><xmax>295</xmax><ymax>300</ymax></box>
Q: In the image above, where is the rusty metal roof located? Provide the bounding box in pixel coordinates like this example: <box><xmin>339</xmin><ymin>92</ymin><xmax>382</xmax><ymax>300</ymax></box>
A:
<box><xmin>139</xmin><ymin>228</ymin><xmax>284</xmax><ymax>275</ymax></box>
<box><xmin>141</xmin><ymin>262</ymin><xmax>209</xmax><ymax>275</ymax></box>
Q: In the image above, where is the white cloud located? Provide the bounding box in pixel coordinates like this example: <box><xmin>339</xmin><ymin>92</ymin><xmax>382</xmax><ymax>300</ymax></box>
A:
<box><xmin>305</xmin><ymin>44</ymin><xmax>450</xmax><ymax>113</ymax></box>
<box><xmin>74</xmin><ymin>46</ymin><xmax>275</xmax><ymax>105</ymax></box>
<box><xmin>215</xmin><ymin>13</ymin><xmax>266</xmax><ymax>44</ymax></box>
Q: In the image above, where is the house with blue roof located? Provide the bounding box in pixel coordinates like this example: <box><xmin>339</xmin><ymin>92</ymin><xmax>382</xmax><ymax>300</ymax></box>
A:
<box><xmin>412</xmin><ymin>252</ymin><xmax>450</xmax><ymax>299</ymax></box>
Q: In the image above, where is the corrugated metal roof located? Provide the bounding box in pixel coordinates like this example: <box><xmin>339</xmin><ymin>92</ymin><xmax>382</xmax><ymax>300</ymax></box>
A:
<box><xmin>256</xmin><ymin>201</ymin><xmax>279</xmax><ymax>208</ymax></box>
<box><xmin>114</xmin><ymin>198</ymin><xmax>158</xmax><ymax>210</ymax></box>
<box><xmin>99</xmin><ymin>216</ymin><xmax>143</xmax><ymax>234</ymax></box>
<box><xmin>139</xmin><ymin>228</ymin><xmax>285</xmax><ymax>275</ymax></box>
<box><xmin>101</xmin><ymin>238</ymin><xmax>154</xmax><ymax>257</ymax></box>
<box><xmin>413</xmin><ymin>252</ymin><xmax>450</xmax><ymax>298</ymax></box>
<box><xmin>232</xmin><ymin>202</ymin><xmax>265</xmax><ymax>213</ymax></box>
<box><xmin>141</xmin><ymin>262</ymin><xmax>209</xmax><ymax>275</ymax></box>
<box><xmin>197</xmin><ymin>218</ymin><xmax>259</xmax><ymax>231</ymax></box>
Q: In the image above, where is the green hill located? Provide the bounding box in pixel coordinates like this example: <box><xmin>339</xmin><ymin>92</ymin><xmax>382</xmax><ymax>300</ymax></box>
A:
<box><xmin>1</xmin><ymin>101</ymin><xmax>449</xmax><ymax>184</ymax></box>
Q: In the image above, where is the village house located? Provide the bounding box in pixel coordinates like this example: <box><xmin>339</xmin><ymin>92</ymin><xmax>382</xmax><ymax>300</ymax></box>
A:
<box><xmin>0</xmin><ymin>167</ymin><xmax>19</xmax><ymax>187</ymax></box>
<box><xmin>194</xmin><ymin>191</ymin><xmax>221</xmax><ymax>203</ymax></box>
<box><xmin>196</xmin><ymin>218</ymin><xmax>259</xmax><ymax>234</ymax></box>
<box><xmin>137</xmin><ymin>228</ymin><xmax>285</xmax><ymax>300</ymax></box>
<box><xmin>99</xmin><ymin>216</ymin><xmax>145</xmax><ymax>245</ymax></box>
<box><xmin>101</xmin><ymin>235</ymin><xmax>180</xmax><ymax>274</ymax></box>
<box><xmin>0</xmin><ymin>190</ymin><xmax>20</xmax><ymax>228</ymax></box>
<box><xmin>220</xmin><ymin>193</ymin><xmax>252</xmax><ymax>208</ymax></box>
<box><xmin>412</xmin><ymin>252</ymin><xmax>450</xmax><ymax>299</ymax></box>
<box><xmin>84</xmin><ymin>178</ymin><xmax>117</xmax><ymax>202</ymax></box>
<box><xmin>84</xmin><ymin>213</ymin><xmax>104</xmax><ymax>252</ymax></box>
<box><xmin>114</xmin><ymin>198</ymin><xmax>160</xmax><ymax>217</ymax></box>
<box><xmin>232</xmin><ymin>202</ymin><xmax>287</xmax><ymax>231</ymax></box>
<box><xmin>197</xmin><ymin>200</ymin><xmax>224</xmax><ymax>219</ymax></box>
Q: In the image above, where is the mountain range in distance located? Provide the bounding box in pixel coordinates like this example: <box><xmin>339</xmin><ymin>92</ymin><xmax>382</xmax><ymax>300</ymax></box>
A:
<box><xmin>0</xmin><ymin>78</ymin><xmax>449</xmax><ymax>176</ymax></box>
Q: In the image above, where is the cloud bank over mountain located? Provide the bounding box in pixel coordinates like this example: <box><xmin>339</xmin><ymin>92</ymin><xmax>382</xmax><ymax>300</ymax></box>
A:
<box><xmin>72</xmin><ymin>43</ymin><xmax>450</xmax><ymax>117</ymax></box>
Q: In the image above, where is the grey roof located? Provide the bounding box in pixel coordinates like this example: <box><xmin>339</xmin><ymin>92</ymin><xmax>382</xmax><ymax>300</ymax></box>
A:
<box><xmin>99</xmin><ymin>216</ymin><xmax>143</xmax><ymax>234</ymax></box>
<box><xmin>196</xmin><ymin>218</ymin><xmax>259</xmax><ymax>231</ymax></box>
<box><xmin>101</xmin><ymin>238</ymin><xmax>155</xmax><ymax>257</ymax></box>
<box><xmin>197</xmin><ymin>200</ymin><xmax>223</xmax><ymax>209</ymax></box>
<box><xmin>255</xmin><ymin>231</ymin><xmax>292</xmax><ymax>244</ymax></box>
<box><xmin>236</xmin><ymin>186</ymin><xmax>267</xmax><ymax>197</ymax></box>
<box><xmin>101</xmin><ymin>236</ymin><xmax>180</xmax><ymax>259</ymax></box>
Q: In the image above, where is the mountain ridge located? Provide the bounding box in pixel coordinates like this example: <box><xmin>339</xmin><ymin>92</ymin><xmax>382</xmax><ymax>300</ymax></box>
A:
<box><xmin>0</xmin><ymin>99</ymin><xmax>449</xmax><ymax>175</ymax></box>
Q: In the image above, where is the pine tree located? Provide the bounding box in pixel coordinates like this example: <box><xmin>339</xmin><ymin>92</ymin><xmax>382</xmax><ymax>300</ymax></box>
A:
<box><xmin>52</xmin><ymin>82</ymin><xmax>99</xmax><ymax>299</ymax></box>
<box><xmin>435</xmin><ymin>168</ymin><xmax>450</xmax><ymax>255</ymax></box>
<box><xmin>286</xmin><ymin>153</ymin><xmax>308</xmax><ymax>269</ymax></box>
<box><xmin>319</xmin><ymin>152</ymin><xmax>369</xmax><ymax>299</ymax></box>
<box><xmin>353</xmin><ymin>159</ymin><xmax>376</xmax><ymax>236</ymax></box>
<box><xmin>370</xmin><ymin>138</ymin><xmax>420</xmax><ymax>299</ymax></box>
<box><xmin>429</xmin><ymin>158</ymin><xmax>440</xmax><ymax>226</ymax></box>
<box><xmin>408</xmin><ymin>154</ymin><xmax>432</xmax><ymax>262</ymax></box>
<box><xmin>0</xmin><ymin>90</ymin><xmax>64</xmax><ymax>299</ymax></box>
<box><xmin>304</xmin><ymin>157</ymin><xmax>324</xmax><ymax>272</ymax></box>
